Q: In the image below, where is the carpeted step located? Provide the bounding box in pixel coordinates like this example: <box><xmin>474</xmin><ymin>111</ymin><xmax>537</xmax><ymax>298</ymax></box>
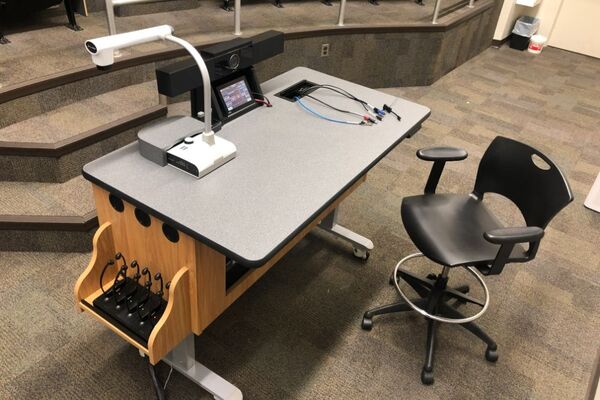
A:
<box><xmin>0</xmin><ymin>81</ymin><xmax>167</xmax><ymax>182</ymax></box>
<box><xmin>115</xmin><ymin>0</ymin><xmax>200</xmax><ymax>17</ymax></box>
<box><xmin>0</xmin><ymin>175</ymin><xmax>98</xmax><ymax>252</ymax></box>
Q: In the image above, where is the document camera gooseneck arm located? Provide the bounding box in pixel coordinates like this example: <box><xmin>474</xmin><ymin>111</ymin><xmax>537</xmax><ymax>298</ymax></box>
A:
<box><xmin>163</xmin><ymin>34</ymin><xmax>213</xmax><ymax>139</ymax></box>
<box><xmin>85</xmin><ymin>25</ymin><xmax>214</xmax><ymax>138</ymax></box>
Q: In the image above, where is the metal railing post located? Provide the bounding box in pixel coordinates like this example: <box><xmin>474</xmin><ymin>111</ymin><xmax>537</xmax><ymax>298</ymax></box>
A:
<box><xmin>468</xmin><ymin>0</ymin><xmax>475</xmax><ymax>8</ymax></box>
<box><xmin>234</xmin><ymin>0</ymin><xmax>241</xmax><ymax>35</ymax></box>
<box><xmin>105</xmin><ymin>0</ymin><xmax>117</xmax><ymax>35</ymax></box>
<box><xmin>431</xmin><ymin>0</ymin><xmax>442</xmax><ymax>24</ymax></box>
<box><xmin>337</xmin><ymin>0</ymin><xmax>346</xmax><ymax>26</ymax></box>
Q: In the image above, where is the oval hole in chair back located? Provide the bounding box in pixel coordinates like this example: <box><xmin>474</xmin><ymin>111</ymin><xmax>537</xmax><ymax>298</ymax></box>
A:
<box><xmin>473</xmin><ymin>136</ymin><xmax>574</xmax><ymax>228</ymax></box>
<box><xmin>531</xmin><ymin>154</ymin><xmax>551</xmax><ymax>171</ymax></box>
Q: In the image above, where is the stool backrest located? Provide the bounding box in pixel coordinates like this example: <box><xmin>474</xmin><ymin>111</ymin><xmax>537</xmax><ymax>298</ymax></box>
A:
<box><xmin>473</xmin><ymin>136</ymin><xmax>573</xmax><ymax>228</ymax></box>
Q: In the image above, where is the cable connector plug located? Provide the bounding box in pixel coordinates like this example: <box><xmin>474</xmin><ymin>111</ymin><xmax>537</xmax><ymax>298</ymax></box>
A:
<box><xmin>383</xmin><ymin>104</ymin><xmax>401</xmax><ymax>121</ymax></box>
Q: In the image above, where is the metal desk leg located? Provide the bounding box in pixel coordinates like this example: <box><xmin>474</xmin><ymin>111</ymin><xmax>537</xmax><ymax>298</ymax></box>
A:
<box><xmin>318</xmin><ymin>208</ymin><xmax>374</xmax><ymax>259</ymax></box>
<box><xmin>162</xmin><ymin>335</ymin><xmax>243</xmax><ymax>400</ymax></box>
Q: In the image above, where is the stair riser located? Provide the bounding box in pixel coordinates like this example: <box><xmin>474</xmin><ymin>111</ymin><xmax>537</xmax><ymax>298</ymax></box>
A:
<box><xmin>115</xmin><ymin>0</ymin><xmax>200</xmax><ymax>17</ymax></box>
<box><xmin>0</xmin><ymin>117</ymin><xmax>163</xmax><ymax>182</ymax></box>
<box><xmin>0</xmin><ymin>229</ymin><xmax>95</xmax><ymax>252</ymax></box>
<box><xmin>0</xmin><ymin>64</ymin><xmax>156</xmax><ymax>129</ymax></box>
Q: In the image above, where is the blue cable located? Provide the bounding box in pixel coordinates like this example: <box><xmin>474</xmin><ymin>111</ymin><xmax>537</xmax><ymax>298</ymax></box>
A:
<box><xmin>294</xmin><ymin>96</ymin><xmax>361</xmax><ymax>125</ymax></box>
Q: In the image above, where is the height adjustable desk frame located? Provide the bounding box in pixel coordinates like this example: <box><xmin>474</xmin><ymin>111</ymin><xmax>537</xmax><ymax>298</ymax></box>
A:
<box><xmin>75</xmin><ymin>67</ymin><xmax>430</xmax><ymax>399</ymax></box>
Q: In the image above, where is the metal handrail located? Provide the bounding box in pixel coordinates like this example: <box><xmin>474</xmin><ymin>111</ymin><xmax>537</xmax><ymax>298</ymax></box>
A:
<box><xmin>431</xmin><ymin>0</ymin><xmax>442</xmax><ymax>24</ymax></box>
<box><xmin>433</xmin><ymin>0</ymin><xmax>476</xmax><ymax>24</ymax></box>
<box><xmin>105</xmin><ymin>0</ymin><xmax>242</xmax><ymax>36</ymax></box>
<box><xmin>337</xmin><ymin>0</ymin><xmax>346</xmax><ymax>26</ymax></box>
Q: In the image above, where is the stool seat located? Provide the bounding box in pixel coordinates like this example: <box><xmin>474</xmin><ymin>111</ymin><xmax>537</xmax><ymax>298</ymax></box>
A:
<box><xmin>401</xmin><ymin>194</ymin><xmax>528</xmax><ymax>268</ymax></box>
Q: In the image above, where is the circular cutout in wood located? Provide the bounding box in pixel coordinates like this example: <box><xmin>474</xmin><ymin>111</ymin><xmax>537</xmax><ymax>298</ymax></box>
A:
<box><xmin>162</xmin><ymin>223</ymin><xmax>179</xmax><ymax>243</ymax></box>
<box><xmin>108</xmin><ymin>194</ymin><xmax>124</xmax><ymax>212</ymax></box>
<box><xmin>135</xmin><ymin>208</ymin><xmax>151</xmax><ymax>227</ymax></box>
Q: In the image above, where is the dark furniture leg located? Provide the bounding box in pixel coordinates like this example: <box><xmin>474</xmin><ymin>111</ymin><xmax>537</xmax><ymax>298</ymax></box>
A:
<box><xmin>440</xmin><ymin>304</ymin><xmax>498</xmax><ymax>362</ymax></box>
<box><xmin>147</xmin><ymin>360</ymin><xmax>166</xmax><ymax>400</ymax></box>
<box><xmin>0</xmin><ymin>1</ymin><xmax>9</xmax><ymax>44</ymax></box>
<box><xmin>362</xmin><ymin>298</ymin><xmax>428</xmax><ymax>330</ymax></box>
<box><xmin>274</xmin><ymin>0</ymin><xmax>283</xmax><ymax>8</ymax></box>
<box><xmin>321</xmin><ymin>0</ymin><xmax>333</xmax><ymax>5</ymax></box>
<box><xmin>421</xmin><ymin>319</ymin><xmax>436</xmax><ymax>384</ymax></box>
<box><xmin>415</xmin><ymin>0</ymin><xmax>425</xmax><ymax>5</ymax></box>
<box><xmin>390</xmin><ymin>268</ymin><xmax>433</xmax><ymax>298</ymax></box>
<box><xmin>222</xmin><ymin>0</ymin><xmax>233</xmax><ymax>11</ymax></box>
<box><xmin>444</xmin><ymin>287</ymin><xmax>484</xmax><ymax>307</ymax></box>
<box><xmin>64</xmin><ymin>0</ymin><xmax>82</xmax><ymax>31</ymax></box>
<box><xmin>369</xmin><ymin>0</ymin><xmax>380</xmax><ymax>5</ymax></box>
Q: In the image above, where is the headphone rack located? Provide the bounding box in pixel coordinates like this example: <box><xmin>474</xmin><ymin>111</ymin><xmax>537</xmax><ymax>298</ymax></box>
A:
<box><xmin>82</xmin><ymin>253</ymin><xmax>170</xmax><ymax>345</ymax></box>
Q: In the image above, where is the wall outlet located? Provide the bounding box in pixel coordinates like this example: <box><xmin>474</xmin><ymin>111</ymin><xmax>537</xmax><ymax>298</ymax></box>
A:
<box><xmin>321</xmin><ymin>43</ymin><xmax>330</xmax><ymax>57</ymax></box>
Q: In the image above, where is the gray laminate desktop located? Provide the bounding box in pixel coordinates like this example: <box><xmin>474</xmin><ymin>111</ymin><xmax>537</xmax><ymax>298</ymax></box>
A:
<box><xmin>83</xmin><ymin>67</ymin><xmax>431</xmax><ymax>266</ymax></box>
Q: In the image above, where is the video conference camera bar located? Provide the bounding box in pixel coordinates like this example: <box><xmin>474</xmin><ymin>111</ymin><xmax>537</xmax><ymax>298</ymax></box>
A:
<box><xmin>156</xmin><ymin>30</ymin><xmax>284</xmax><ymax>130</ymax></box>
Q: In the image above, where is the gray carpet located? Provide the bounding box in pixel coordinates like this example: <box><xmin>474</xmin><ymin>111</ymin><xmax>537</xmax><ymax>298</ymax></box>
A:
<box><xmin>1</xmin><ymin>45</ymin><xmax>599</xmax><ymax>399</ymax></box>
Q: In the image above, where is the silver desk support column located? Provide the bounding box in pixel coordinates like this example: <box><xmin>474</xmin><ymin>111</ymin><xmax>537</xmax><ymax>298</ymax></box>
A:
<box><xmin>318</xmin><ymin>207</ymin><xmax>374</xmax><ymax>259</ymax></box>
<box><xmin>337</xmin><ymin>0</ymin><xmax>346</xmax><ymax>26</ymax></box>
<box><xmin>234</xmin><ymin>0</ymin><xmax>241</xmax><ymax>36</ymax></box>
<box><xmin>162</xmin><ymin>335</ymin><xmax>243</xmax><ymax>400</ymax></box>
<box><xmin>468</xmin><ymin>0</ymin><xmax>475</xmax><ymax>7</ymax></box>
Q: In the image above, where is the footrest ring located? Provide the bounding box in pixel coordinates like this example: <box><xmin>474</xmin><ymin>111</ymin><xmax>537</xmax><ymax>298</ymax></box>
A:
<box><xmin>392</xmin><ymin>253</ymin><xmax>490</xmax><ymax>324</ymax></box>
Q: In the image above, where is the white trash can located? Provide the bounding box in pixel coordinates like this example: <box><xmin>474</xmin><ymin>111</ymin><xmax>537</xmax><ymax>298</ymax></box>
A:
<box><xmin>528</xmin><ymin>34</ymin><xmax>547</xmax><ymax>54</ymax></box>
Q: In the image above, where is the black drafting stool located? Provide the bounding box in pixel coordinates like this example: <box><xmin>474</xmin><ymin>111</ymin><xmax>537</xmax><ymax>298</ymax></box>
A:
<box><xmin>361</xmin><ymin>136</ymin><xmax>574</xmax><ymax>384</ymax></box>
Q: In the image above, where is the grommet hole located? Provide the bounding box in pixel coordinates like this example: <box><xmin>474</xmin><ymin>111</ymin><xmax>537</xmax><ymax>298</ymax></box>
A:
<box><xmin>134</xmin><ymin>208</ymin><xmax>151</xmax><ymax>227</ymax></box>
<box><xmin>162</xmin><ymin>223</ymin><xmax>179</xmax><ymax>243</ymax></box>
<box><xmin>108</xmin><ymin>194</ymin><xmax>124</xmax><ymax>212</ymax></box>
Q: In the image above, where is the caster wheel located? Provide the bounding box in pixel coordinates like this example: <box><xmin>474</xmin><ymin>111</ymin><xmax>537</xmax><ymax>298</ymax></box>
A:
<box><xmin>361</xmin><ymin>316</ymin><xmax>373</xmax><ymax>331</ymax></box>
<box><xmin>485</xmin><ymin>347</ymin><xmax>498</xmax><ymax>362</ymax></box>
<box><xmin>353</xmin><ymin>247</ymin><xmax>370</xmax><ymax>260</ymax></box>
<box><xmin>421</xmin><ymin>368</ymin><xmax>434</xmax><ymax>385</ymax></box>
<box><xmin>426</xmin><ymin>273</ymin><xmax>437</xmax><ymax>281</ymax></box>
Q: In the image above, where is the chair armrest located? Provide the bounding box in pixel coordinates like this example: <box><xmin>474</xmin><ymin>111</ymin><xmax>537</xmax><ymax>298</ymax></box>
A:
<box><xmin>484</xmin><ymin>226</ymin><xmax>544</xmax><ymax>245</ymax></box>
<box><xmin>417</xmin><ymin>147</ymin><xmax>468</xmax><ymax>194</ymax></box>
<box><xmin>481</xmin><ymin>226</ymin><xmax>544</xmax><ymax>276</ymax></box>
<box><xmin>417</xmin><ymin>147</ymin><xmax>468</xmax><ymax>162</ymax></box>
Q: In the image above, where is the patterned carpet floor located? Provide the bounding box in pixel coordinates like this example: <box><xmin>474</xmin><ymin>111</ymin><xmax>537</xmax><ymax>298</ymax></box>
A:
<box><xmin>1</xmin><ymin>45</ymin><xmax>599</xmax><ymax>399</ymax></box>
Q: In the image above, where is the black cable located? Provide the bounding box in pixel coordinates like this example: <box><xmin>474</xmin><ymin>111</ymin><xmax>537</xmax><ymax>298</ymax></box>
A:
<box><xmin>147</xmin><ymin>359</ymin><xmax>166</xmax><ymax>400</ymax></box>
<box><xmin>300</xmin><ymin>84</ymin><xmax>371</xmax><ymax>111</ymax></box>
<box><xmin>99</xmin><ymin>260</ymin><xmax>115</xmax><ymax>295</ymax></box>
<box><xmin>304</xmin><ymin>94</ymin><xmax>365</xmax><ymax>119</ymax></box>
<box><xmin>300</xmin><ymin>85</ymin><xmax>361</xmax><ymax>103</ymax></box>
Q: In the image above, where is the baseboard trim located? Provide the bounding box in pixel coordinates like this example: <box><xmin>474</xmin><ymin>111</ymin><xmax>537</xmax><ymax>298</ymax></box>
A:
<box><xmin>0</xmin><ymin>105</ymin><xmax>167</xmax><ymax>157</ymax></box>
<box><xmin>0</xmin><ymin>211</ymin><xmax>98</xmax><ymax>231</ymax></box>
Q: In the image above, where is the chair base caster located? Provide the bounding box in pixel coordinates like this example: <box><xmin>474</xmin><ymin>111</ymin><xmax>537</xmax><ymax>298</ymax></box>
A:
<box><xmin>67</xmin><ymin>23</ymin><xmax>83</xmax><ymax>31</ymax></box>
<box><xmin>421</xmin><ymin>368</ymin><xmax>434</xmax><ymax>385</ymax></box>
<box><xmin>353</xmin><ymin>247</ymin><xmax>370</xmax><ymax>260</ymax></box>
<box><xmin>485</xmin><ymin>347</ymin><xmax>498</xmax><ymax>362</ymax></box>
<box><xmin>361</xmin><ymin>315</ymin><xmax>373</xmax><ymax>331</ymax></box>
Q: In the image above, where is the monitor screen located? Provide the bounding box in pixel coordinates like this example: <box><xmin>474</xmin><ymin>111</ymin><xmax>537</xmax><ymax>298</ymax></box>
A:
<box><xmin>218</xmin><ymin>77</ymin><xmax>254</xmax><ymax>115</ymax></box>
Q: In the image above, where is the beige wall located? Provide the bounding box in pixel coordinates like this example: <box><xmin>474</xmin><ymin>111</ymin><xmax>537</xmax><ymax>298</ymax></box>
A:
<box><xmin>493</xmin><ymin>1</ymin><xmax>524</xmax><ymax>40</ymax></box>
<box><xmin>548</xmin><ymin>0</ymin><xmax>600</xmax><ymax>58</ymax></box>
<box><xmin>494</xmin><ymin>0</ymin><xmax>600</xmax><ymax>58</ymax></box>
<box><xmin>534</xmin><ymin>0</ymin><xmax>563</xmax><ymax>37</ymax></box>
